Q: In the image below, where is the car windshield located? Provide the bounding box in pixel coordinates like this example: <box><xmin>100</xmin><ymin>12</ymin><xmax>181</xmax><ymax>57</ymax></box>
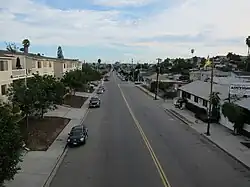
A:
<box><xmin>91</xmin><ymin>98</ymin><xmax>99</xmax><ymax>101</ymax></box>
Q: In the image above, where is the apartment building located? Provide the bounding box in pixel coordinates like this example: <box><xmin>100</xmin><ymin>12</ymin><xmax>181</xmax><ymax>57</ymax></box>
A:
<box><xmin>0</xmin><ymin>50</ymin><xmax>82</xmax><ymax>101</ymax></box>
<box><xmin>54</xmin><ymin>59</ymin><xmax>82</xmax><ymax>78</ymax></box>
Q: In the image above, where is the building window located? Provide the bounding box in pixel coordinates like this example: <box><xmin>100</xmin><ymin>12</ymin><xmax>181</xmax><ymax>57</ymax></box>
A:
<box><xmin>1</xmin><ymin>84</ymin><xmax>7</xmax><ymax>95</ymax></box>
<box><xmin>32</xmin><ymin>62</ymin><xmax>36</xmax><ymax>68</ymax></box>
<box><xmin>64</xmin><ymin>63</ymin><xmax>66</xmax><ymax>68</ymax></box>
<box><xmin>194</xmin><ymin>96</ymin><xmax>198</xmax><ymax>103</ymax></box>
<box><xmin>49</xmin><ymin>62</ymin><xmax>52</xmax><ymax>67</ymax></box>
<box><xmin>37</xmin><ymin>61</ymin><xmax>42</xmax><ymax>68</ymax></box>
<box><xmin>0</xmin><ymin>60</ymin><xmax>8</xmax><ymax>71</ymax></box>
<box><xmin>186</xmin><ymin>93</ymin><xmax>191</xmax><ymax>99</ymax></box>
<box><xmin>203</xmin><ymin>100</ymin><xmax>208</xmax><ymax>107</ymax></box>
<box><xmin>43</xmin><ymin>61</ymin><xmax>47</xmax><ymax>67</ymax></box>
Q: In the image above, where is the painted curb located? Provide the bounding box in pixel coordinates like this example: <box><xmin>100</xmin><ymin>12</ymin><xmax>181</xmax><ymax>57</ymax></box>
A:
<box><xmin>165</xmin><ymin>109</ymin><xmax>250</xmax><ymax>170</ymax></box>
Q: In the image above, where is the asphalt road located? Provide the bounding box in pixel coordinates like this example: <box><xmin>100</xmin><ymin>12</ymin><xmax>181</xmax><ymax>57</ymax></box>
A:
<box><xmin>50</xmin><ymin>73</ymin><xmax>250</xmax><ymax>187</ymax></box>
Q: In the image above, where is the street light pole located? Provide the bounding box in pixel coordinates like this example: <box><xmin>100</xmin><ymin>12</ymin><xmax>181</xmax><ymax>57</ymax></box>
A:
<box><xmin>132</xmin><ymin>58</ymin><xmax>134</xmax><ymax>81</ymax></box>
<box><xmin>206</xmin><ymin>58</ymin><xmax>214</xmax><ymax>136</ymax></box>
<box><xmin>24</xmin><ymin>55</ymin><xmax>29</xmax><ymax>140</ymax></box>
<box><xmin>154</xmin><ymin>58</ymin><xmax>161</xmax><ymax>100</ymax></box>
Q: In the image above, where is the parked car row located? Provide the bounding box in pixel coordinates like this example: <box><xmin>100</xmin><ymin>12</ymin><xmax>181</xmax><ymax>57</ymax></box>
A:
<box><xmin>67</xmin><ymin>84</ymin><xmax>106</xmax><ymax>148</ymax></box>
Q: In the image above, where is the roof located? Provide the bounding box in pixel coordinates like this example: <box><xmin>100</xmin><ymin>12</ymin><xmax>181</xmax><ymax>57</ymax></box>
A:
<box><xmin>145</xmin><ymin>73</ymin><xmax>169</xmax><ymax>81</ymax></box>
<box><xmin>212</xmin><ymin>77</ymin><xmax>250</xmax><ymax>85</ymax></box>
<box><xmin>233</xmin><ymin>71</ymin><xmax>250</xmax><ymax>76</ymax></box>
<box><xmin>191</xmin><ymin>70</ymin><xmax>230</xmax><ymax>76</ymax></box>
<box><xmin>0</xmin><ymin>50</ymin><xmax>80</xmax><ymax>62</ymax></box>
<box><xmin>178</xmin><ymin>80</ymin><xmax>229</xmax><ymax>101</ymax></box>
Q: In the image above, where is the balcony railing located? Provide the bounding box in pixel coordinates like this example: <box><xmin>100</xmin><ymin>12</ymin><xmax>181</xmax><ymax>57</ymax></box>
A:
<box><xmin>12</xmin><ymin>69</ymin><xmax>26</xmax><ymax>78</ymax></box>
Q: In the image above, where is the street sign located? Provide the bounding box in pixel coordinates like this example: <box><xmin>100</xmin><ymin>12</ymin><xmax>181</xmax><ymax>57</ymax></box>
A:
<box><xmin>229</xmin><ymin>83</ymin><xmax>250</xmax><ymax>96</ymax></box>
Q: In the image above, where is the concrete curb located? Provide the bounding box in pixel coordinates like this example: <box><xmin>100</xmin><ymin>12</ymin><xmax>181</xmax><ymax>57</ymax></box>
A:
<box><xmin>165</xmin><ymin>108</ymin><xmax>193</xmax><ymax>126</ymax></box>
<box><xmin>43</xmin><ymin>145</ymin><xmax>68</xmax><ymax>187</ymax></box>
<box><xmin>42</xmin><ymin>84</ymin><xmax>101</xmax><ymax>187</ymax></box>
<box><xmin>164</xmin><ymin>108</ymin><xmax>250</xmax><ymax>170</ymax></box>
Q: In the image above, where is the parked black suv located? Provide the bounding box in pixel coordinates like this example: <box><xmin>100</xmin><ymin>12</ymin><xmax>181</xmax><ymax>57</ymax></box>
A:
<box><xmin>67</xmin><ymin>125</ymin><xmax>88</xmax><ymax>146</ymax></box>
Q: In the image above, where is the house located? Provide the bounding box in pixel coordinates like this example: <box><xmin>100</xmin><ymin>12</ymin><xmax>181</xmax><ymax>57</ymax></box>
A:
<box><xmin>212</xmin><ymin>76</ymin><xmax>250</xmax><ymax>86</ymax></box>
<box><xmin>144</xmin><ymin>73</ymin><xmax>186</xmax><ymax>89</ymax></box>
<box><xmin>178</xmin><ymin>80</ymin><xmax>229</xmax><ymax>110</ymax></box>
<box><xmin>231</xmin><ymin>71</ymin><xmax>250</xmax><ymax>80</ymax></box>
<box><xmin>54</xmin><ymin>59</ymin><xmax>82</xmax><ymax>78</ymax></box>
<box><xmin>0</xmin><ymin>50</ymin><xmax>82</xmax><ymax>101</ymax></box>
<box><xmin>178</xmin><ymin>80</ymin><xmax>250</xmax><ymax>133</ymax></box>
<box><xmin>189</xmin><ymin>69</ymin><xmax>230</xmax><ymax>81</ymax></box>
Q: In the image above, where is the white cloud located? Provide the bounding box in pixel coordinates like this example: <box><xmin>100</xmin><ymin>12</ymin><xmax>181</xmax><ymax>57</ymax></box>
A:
<box><xmin>91</xmin><ymin>0</ymin><xmax>156</xmax><ymax>7</ymax></box>
<box><xmin>0</xmin><ymin>0</ymin><xmax>250</xmax><ymax>61</ymax></box>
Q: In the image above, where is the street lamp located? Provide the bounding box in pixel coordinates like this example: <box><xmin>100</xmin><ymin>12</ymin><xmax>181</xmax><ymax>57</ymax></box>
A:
<box><xmin>154</xmin><ymin>58</ymin><xmax>162</xmax><ymax>100</ymax></box>
<box><xmin>206</xmin><ymin>58</ymin><xmax>214</xmax><ymax>136</ymax></box>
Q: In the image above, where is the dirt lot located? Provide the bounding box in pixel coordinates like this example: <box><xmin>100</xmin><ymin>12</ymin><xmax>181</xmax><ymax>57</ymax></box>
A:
<box><xmin>63</xmin><ymin>95</ymin><xmax>88</xmax><ymax>108</ymax></box>
<box><xmin>21</xmin><ymin>117</ymin><xmax>70</xmax><ymax>151</ymax></box>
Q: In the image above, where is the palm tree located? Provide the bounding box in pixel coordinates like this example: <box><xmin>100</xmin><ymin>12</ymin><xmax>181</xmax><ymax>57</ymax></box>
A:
<box><xmin>191</xmin><ymin>49</ymin><xmax>194</xmax><ymax>56</ymax></box>
<box><xmin>98</xmin><ymin>59</ymin><xmax>101</xmax><ymax>64</ymax></box>
<box><xmin>210</xmin><ymin>92</ymin><xmax>221</xmax><ymax>120</ymax></box>
<box><xmin>22</xmin><ymin>39</ymin><xmax>30</xmax><ymax>53</ymax></box>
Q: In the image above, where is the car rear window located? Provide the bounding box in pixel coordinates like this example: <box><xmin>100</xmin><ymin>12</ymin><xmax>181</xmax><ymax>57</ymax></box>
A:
<box><xmin>70</xmin><ymin>130</ymin><xmax>82</xmax><ymax>136</ymax></box>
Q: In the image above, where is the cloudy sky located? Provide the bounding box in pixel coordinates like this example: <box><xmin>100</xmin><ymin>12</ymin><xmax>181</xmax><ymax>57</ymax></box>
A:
<box><xmin>0</xmin><ymin>0</ymin><xmax>250</xmax><ymax>62</ymax></box>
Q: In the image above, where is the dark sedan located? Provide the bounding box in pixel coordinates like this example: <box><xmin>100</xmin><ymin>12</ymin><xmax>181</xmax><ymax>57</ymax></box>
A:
<box><xmin>67</xmin><ymin>125</ymin><xmax>88</xmax><ymax>146</ymax></box>
<box><xmin>89</xmin><ymin>97</ymin><xmax>101</xmax><ymax>108</ymax></box>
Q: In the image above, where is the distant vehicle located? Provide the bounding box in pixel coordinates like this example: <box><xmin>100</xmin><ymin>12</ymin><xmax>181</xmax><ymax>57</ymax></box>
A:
<box><xmin>104</xmin><ymin>75</ymin><xmax>109</xmax><ymax>81</ymax></box>
<box><xmin>97</xmin><ymin>89</ymin><xmax>104</xmax><ymax>94</ymax></box>
<box><xmin>67</xmin><ymin>125</ymin><xmax>88</xmax><ymax>146</ymax></box>
<box><xmin>135</xmin><ymin>81</ymin><xmax>141</xmax><ymax>84</ymax></box>
<box><xmin>100</xmin><ymin>86</ymin><xmax>105</xmax><ymax>91</ymax></box>
<box><xmin>122</xmin><ymin>77</ymin><xmax>125</xmax><ymax>81</ymax></box>
<box><xmin>89</xmin><ymin>97</ymin><xmax>101</xmax><ymax>108</ymax></box>
<box><xmin>173</xmin><ymin>97</ymin><xmax>186</xmax><ymax>108</ymax></box>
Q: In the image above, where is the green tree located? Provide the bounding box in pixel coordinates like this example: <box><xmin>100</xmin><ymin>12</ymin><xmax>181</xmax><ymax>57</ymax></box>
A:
<box><xmin>200</xmin><ymin>57</ymin><xmax>206</xmax><ymax>67</ymax></box>
<box><xmin>8</xmin><ymin>75</ymin><xmax>64</xmax><ymax>119</ymax></box>
<box><xmin>61</xmin><ymin>70</ymin><xmax>85</xmax><ymax>95</ymax></box>
<box><xmin>0</xmin><ymin>103</ymin><xmax>23</xmax><ymax>187</ymax></box>
<box><xmin>31</xmin><ymin>75</ymin><xmax>60</xmax><ymax>118</ymax></box>
<box><xmin>170</xmin><ymin>58</ymin><xmax>194</xmax><ymax>73</ymax></box>
<box><xmin>8</xmin><ymin>80</ymin><xmax>35</xmax><ymax>121</ymax></box>
<box><xmin>81</xmin><ymin>64</ymin><xmax>102</xmax><ymax>81</ymax></box>
<box><xmin>57</xmin><ymin>46</ymin><xmax>64</xmax><ymax>59</ymax></box>
<box><xmin>222</xmin><ymin>102</ymin><xmax>245</xmax><ymax>134</ymax></box>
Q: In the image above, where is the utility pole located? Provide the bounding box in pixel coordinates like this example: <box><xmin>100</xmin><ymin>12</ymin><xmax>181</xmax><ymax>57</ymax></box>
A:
<box><xmin>132</xmin><ymin>58</ymin><xmax>134</xmax><ymax>81</ymax></box>
<box><xmin>154</xmin><ymin>58</ymin><xmax>161</xmax><ymax>100</ymax></box>
<box><xmin>24</xmin><ymin>55</ymin><xmax>29</xmax><ymax>140</ymax></box>
<box><xmin>206</xmin><ymin>58</ymin><xmax>214</xmax><ymax>136</ymax></box>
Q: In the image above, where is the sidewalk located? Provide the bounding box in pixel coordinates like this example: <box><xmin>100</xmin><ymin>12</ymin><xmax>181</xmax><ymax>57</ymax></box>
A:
<box><xmin>5</xmin><ymin>91</ymin><xmax>96</xmax><ymax>187</ymax></box>
<box><xmin>137</xmin><ymin>85</ymin><xmax>250</xmax><ymax>169</ymax></box>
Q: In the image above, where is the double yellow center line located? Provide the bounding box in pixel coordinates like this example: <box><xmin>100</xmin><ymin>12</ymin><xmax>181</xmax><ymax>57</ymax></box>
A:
<box><xmin>117</xmin><ymin>84</ymin><xmax>171</xmax><ymax>187</ymax></box>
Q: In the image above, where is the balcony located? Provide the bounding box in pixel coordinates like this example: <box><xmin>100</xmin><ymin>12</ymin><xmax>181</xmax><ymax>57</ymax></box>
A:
<box><xmin>12</xmin><ymin>69</ymin><xmax>26</xmax><ymax>79</ymax></box>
